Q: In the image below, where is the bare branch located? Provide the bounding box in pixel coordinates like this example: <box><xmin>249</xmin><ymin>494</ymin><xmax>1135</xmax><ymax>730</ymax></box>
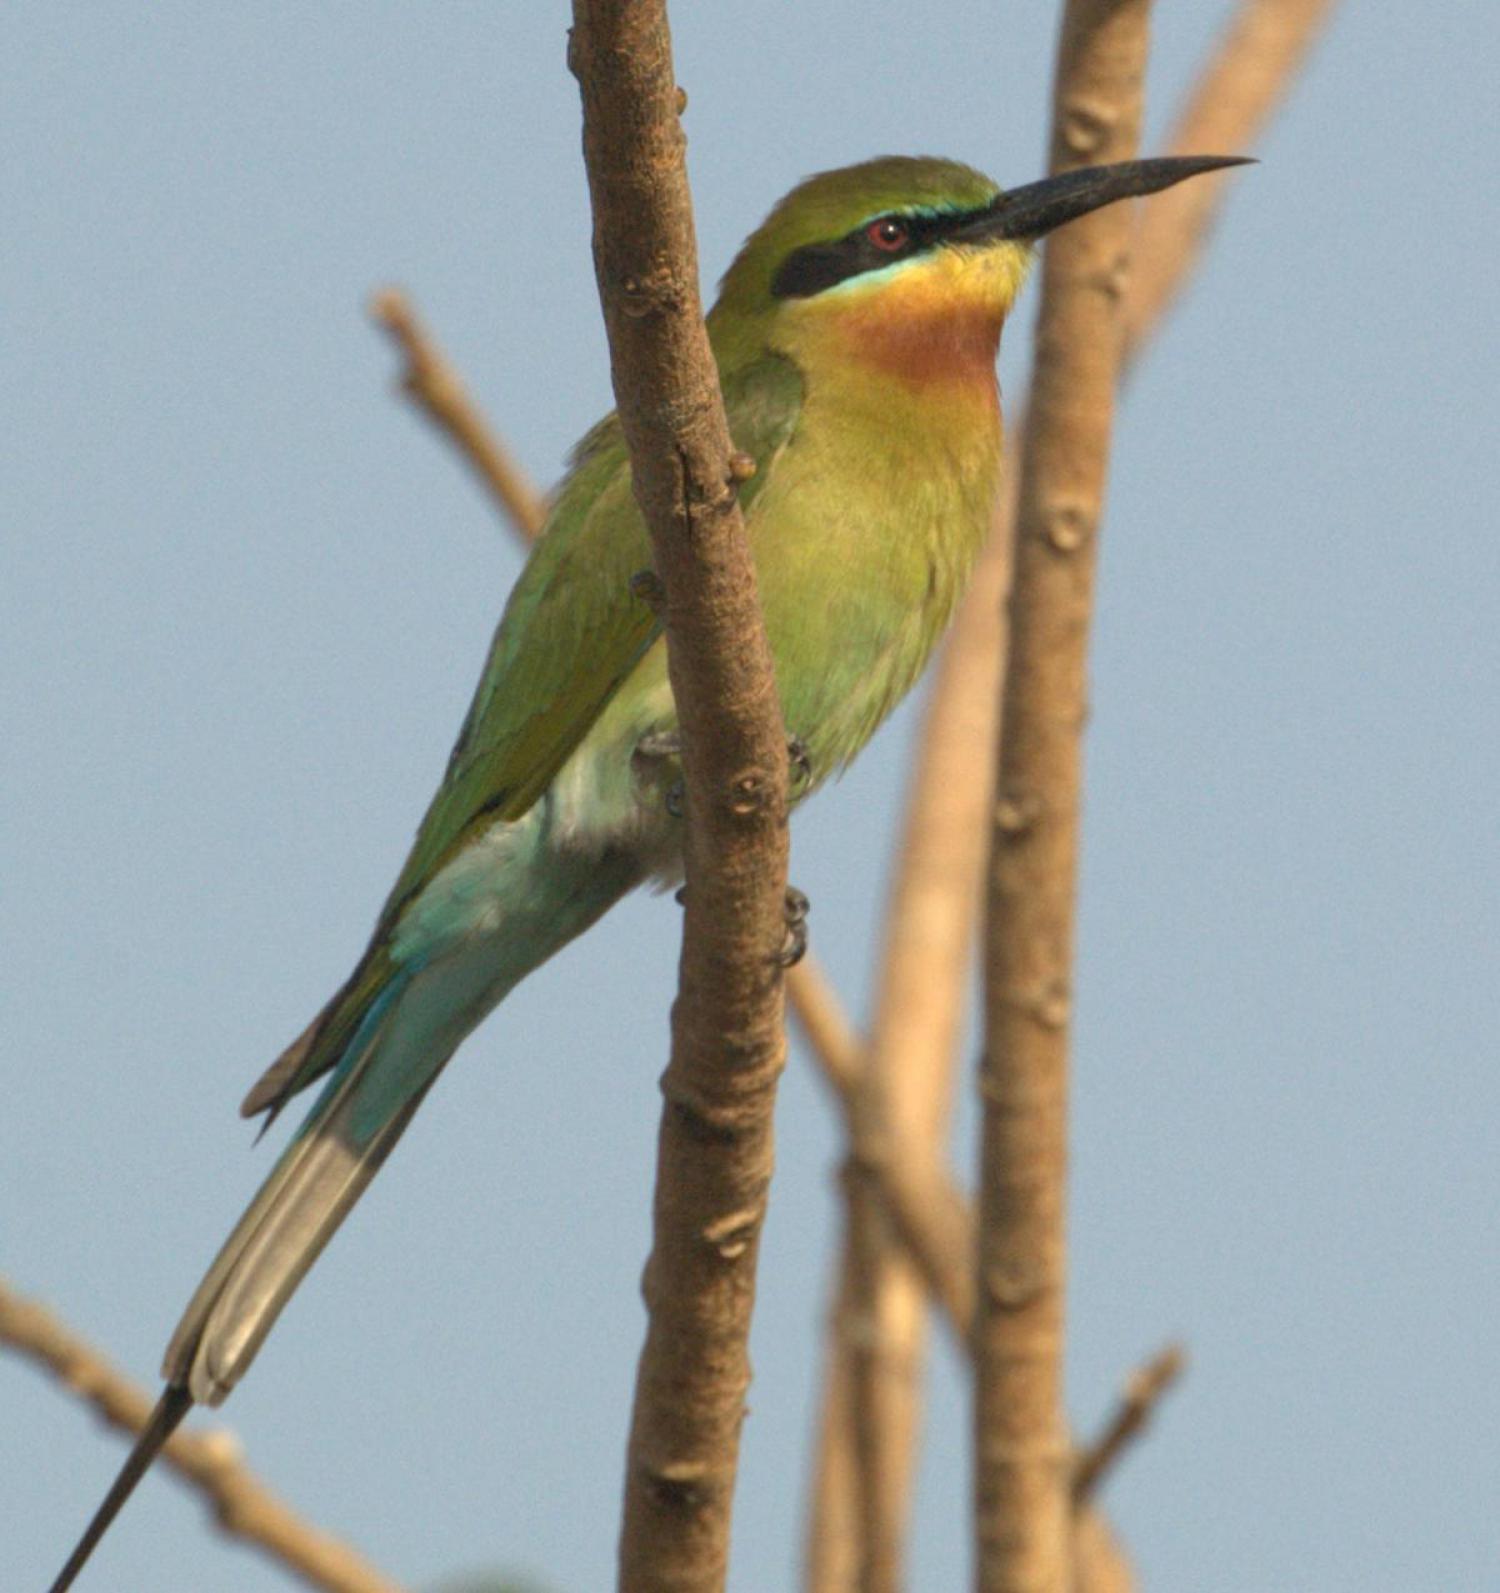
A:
<box><xmin>786</xmin><ymin>959</ymin><xmax>863</xmax><ymax>1103</ymax></box>
<box><xmin>802</xmin><ymin>0</ymin><xmax>1318</xmax><ymax>1574</ymax></box>
<box><xmin>568</xmin><ymin>6</ymin><xmax>791</xmax><ymax>1591</ymax></box>
<box><xmin>1073</xmin><ymin>1345</ymin><xmax>1187</xmax><ymax>1507</ymax></box>
<box><xmin>1124</xmin><ymin>0</ymin><xmax>1338</xmax><ymax>356</ymax></box>
<box><xmin>974</xmin><ymin>2</ymin><xmax>1155</xmax><ymax>1587</ymax></box>
<box><xmin>0</xmin><ymin>1279</ymin><xmax>402</xmax><ymax>1593</ymax></box>
<box><xmin>370</xmin><ymin>287</ymin><xmax>548</xmax><ymax>536</ymax></box>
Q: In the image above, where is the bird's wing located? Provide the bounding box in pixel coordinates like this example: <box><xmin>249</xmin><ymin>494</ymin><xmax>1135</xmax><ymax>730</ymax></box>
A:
<box><xmin>242</xmin><ymin>353</ymin><xmax>803</xmax><ymax>1120</ymax></box>
<box><xmin>381</xmin><ymin>422</ymin><xmax>656</xmax><ymax>915</ymax></box>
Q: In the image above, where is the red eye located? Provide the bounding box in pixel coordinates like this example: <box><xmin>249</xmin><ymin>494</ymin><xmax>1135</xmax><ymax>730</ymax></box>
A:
<box><xmin>866</xmin><ymin>216</ymin><xmax>909</xmax><ymax>252</ymax></box>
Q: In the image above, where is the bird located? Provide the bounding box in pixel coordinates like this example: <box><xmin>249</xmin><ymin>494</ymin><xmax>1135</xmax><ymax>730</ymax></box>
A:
<box><xmin>50</xmin><ymin>149</ymin><xmax>1243</xmax><ymax>1589</ymax></box>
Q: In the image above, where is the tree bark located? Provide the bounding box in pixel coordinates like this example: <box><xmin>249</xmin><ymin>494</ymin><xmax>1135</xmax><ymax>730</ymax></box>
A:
<box><xmin>974</xmin><ymin>2</ymin><xmax>1155</xmax><ymax>1589</ymax></box>
<box><xmin>568</xmin><ymin>6</ymin><xmax>793</xmax><ymax>1592</ymax></box>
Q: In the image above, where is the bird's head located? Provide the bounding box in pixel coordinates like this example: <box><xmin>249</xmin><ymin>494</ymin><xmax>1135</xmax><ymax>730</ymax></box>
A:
<box><xmin>710</xmin><ymin>153</ymin><xmax>1245</xmax><ymax>391</ymax></box>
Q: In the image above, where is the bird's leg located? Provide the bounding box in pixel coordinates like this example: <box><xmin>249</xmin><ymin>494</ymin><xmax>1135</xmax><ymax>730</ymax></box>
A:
<box><xmin>634</xmin><ymin>730</ymin><xmax>681</xmax><ymax>759</ymax></box>
<box><xmin>631</xmin><ymin>729</ymin><xmax>685</xmax><ymax>816</ymax></box>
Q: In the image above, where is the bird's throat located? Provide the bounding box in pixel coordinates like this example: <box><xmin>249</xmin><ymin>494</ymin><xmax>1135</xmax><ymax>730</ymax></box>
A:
<box><xmin>778</xmin><ymin>243</ymin><xmax>1024</xmax><ymax>398</ymax></box>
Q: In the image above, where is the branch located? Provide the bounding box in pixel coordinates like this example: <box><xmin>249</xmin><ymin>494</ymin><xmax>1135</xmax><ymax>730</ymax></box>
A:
<box><xmin>825</xmin><ymin>473</ymin><xmax>1020</xmax><ymax>1592</ymax></box>
<box><xmin>803</xmin><ymin>0</ymin><xmax>1328</xmax><ymax>1575</ymax></box>
<box><xmin>567</xmin><ymin>7</ymin><xmax>791</xmax><ymax>1593</ymax></box>
<box><xmin>370</xmin><ymin>288</ymin><xmax>548</xmax><ymax>536</ymax></box>
<box><xmin>0</xmin><ymin>1279</ymin><xmax>402</xmax><ymax>1593</ymax></box>
<box><xmin>974</xmin><ymin>2</ymin><xmax>1155</xmax><ymax>1588</ymax></box>
<box><xmin>1123</xmin><ymin>0</ymin><xmax>1337</xmax><ymax>357</ymax></box>
<box><xmin>1073</xmin><ymin>1345</ymin><xmax>1186</xmax><ymax>1507</ymax></box>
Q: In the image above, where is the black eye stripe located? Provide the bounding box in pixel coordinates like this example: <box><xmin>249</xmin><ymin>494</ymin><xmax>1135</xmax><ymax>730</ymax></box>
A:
<box><xmin>770</xmin><ymin>207</ymin><xmax>985</xmax><ymax>300</ymax></box>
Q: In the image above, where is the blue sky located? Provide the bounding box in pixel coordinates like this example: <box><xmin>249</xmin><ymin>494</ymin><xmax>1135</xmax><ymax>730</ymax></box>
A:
<box><xmin>5</xmin><ymin>5</ymin><xmax>1498</xmax><ymax>1590</ymax></box>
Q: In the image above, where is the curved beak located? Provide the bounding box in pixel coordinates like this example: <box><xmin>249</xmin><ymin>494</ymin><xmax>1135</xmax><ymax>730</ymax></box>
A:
<box><xmin>954</xmin><ymin>154</ymin><xmax>1254</xmax><ymax>244</ymax></box>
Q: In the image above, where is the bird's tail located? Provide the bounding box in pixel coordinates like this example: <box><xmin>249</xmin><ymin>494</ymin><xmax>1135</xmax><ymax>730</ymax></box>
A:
<box><xmin>52</xmin><ymin>819</ymin><xmax>646</xmax><ymax>1587</ymax></box>
<box><xmin>47</xmin><ymin>1387</ymin><xmax>193</xmax><ymax>1593</ymax></box>
<box><xmin>48</xmin><ymin>974</ymin><xmax>443</xmax><ymax>1592</ymax></box>
<box><xmin>162</xmin><ymin>969</ymin><xmax>441</xmax><ymax>1406</ymax></box>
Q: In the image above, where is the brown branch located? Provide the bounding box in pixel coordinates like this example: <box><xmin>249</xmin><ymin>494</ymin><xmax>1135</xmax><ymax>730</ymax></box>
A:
<box><xmin>974</xmin><ymin>2</ymin><xmax>1156</xmax><ymax>1588</ymax></box>
<box><xmin>369</xmin><ymin>288</ymin><xmax>548</xmax><ymax>537</ymax></box>
<box><xmin>568</xmin><ymin>7</ymin><xmax>791</xmax><ymax>1593</ymax></box>
<box><xmin>786</xmin><ymin>957</ymin><xmax>863</xmax><ymax>1104</ymax></box>
<box><xmin>804</xmin><ymin>2</ymin><xmax>1321</xmax><ymax>1577</ymax></box>
<box><xmin>0</xmin><ymin>1278</ymin><xmax>402</xmax><ymax>1593</ymax></box>
<box><xmin>1073</xmin><ymin>1345</ymin><xmax>1187</xmax><ymax>1507</ymax></box>
<box><xmin>822</xmin><ymin>471</ymin><xmax>1019</xmax><ymax>1593</ymax></box>
<box><xmin>1123</xmin><ymin>0</ymin><xmax>1337</xmax><ymax>357</ymax></box>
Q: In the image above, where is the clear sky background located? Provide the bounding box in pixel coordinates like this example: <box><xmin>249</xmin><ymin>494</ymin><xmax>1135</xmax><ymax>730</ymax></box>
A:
<box><xmin>5</xmin><ymin>5</ymin><xmax>1497</xmax><ymax>1591</ymax></box>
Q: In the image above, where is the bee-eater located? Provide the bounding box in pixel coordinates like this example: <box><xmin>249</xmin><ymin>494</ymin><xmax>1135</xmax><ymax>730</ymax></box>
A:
<box><xmin>51</xmin><ymin>150</ymin><xmax>1242</xmax><ymax>1589</ymax></box>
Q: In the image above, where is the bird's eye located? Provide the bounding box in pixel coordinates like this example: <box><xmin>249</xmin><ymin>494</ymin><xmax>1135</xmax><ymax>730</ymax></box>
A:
<box><xmin>866</xmin><ymin>217</ymin><xmax>910</xmax><ymax>253</ymax></box>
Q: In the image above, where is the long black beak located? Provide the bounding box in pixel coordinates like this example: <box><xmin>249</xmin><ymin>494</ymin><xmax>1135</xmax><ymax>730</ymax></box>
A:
<box><xmin>956</xmin><ymin>154</ymin><xmax>1253</xmax><ymax>243</ymax></box>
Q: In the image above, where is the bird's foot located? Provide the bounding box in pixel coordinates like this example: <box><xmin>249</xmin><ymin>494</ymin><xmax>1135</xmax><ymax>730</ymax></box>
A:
<box><xmin>775</xmin><ymin>885</ymin><xmax>810</xmax><ymax>967</ymax></box>
<box><xmin>635</xmin><ymin>731</ymin><xmax>810</xmax><ymax>818</ymax></box>
<box><xmin>787</xmin><ymin>735</ymin><xmax>813</xmax><ymax>800</ymax></box>
<box><xmin>670</xmin><ymin>883</ymin><xmax>809</xmax><ymax>966</ymax></box>
<box><xmin>629</xmin><ymin>568</ymin><xmax>666</xmax><ymax>613</ymax></box>
<box><xmin>632</xmin><ymin>729</ymin><xmax>685</xmax><ymax>816</ymax></box>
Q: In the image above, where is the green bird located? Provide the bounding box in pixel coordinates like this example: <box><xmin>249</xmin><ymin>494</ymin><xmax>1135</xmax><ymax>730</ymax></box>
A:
<box><xmin>52</xmin><ymin>150</ymin><xmax>1241</xmax><ymax>1589</ymax></box>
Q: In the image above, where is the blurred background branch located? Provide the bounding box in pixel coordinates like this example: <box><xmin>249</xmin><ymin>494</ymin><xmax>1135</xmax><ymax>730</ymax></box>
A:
<box><xmin>0</xmin><ymin>1277</ymin><xmax>403</xmax><ymax>1593</ymax></box>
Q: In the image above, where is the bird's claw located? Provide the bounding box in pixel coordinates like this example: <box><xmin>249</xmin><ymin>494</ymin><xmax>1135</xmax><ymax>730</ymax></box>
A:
<box><xmin>632</xmin><ymin>730</ymin><xmax>685</xmax><ymax>817</ymax></box>
<box><xmin>787</xmin><ymin>735</ymin><xmax>813</xmax><ymax>799</ymax></box>
<box><xmin>775</xmin><ymin>885</ymin><xmax>810</xmax><ymax>967</ymax></box>
<box><xmin>672</xmin><ymin>883</ymin><xmax>809</xmax><ymax>966</ymax></box>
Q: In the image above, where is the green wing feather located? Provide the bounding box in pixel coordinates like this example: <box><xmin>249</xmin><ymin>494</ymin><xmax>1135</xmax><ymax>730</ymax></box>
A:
<box><xmin>242</xmin><ymin>353</ymin><xmax>803</xmax><ymax>1120</ymax></box>
<box><xmin>381</xmin><ymin>423</ymin><xmax>656</xmax><ymax>917</ymax></box>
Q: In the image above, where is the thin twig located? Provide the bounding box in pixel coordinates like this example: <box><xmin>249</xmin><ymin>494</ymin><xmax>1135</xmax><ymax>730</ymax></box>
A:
<box><xmin>974</xmin><ymin>2</ymin><xmax>1156</xmax><ymax>1587</ymax></box>
<box><xmin>370</xmin><ymin>288</ymin><xmax>548</xmax><ymax>536</ymax></box>
<box><xmin>822</xmin><ymin>467</ymin><xmax>1021</xmax><ymax>1592</ymax></box>
<box><xmin>786</xmin><ymin>958</ymin><xmax>863</xmax><ymax>1102</ymax></box>
<box><xmin>0</xmin><ymin>1279</ymin><xmax>403</xmax><ymax>1593</ymax></box>
<box><xmin>804</xmin><ymin>1245</ymin><xmax>863</xmax><ymax>1592</ymax></box>
<box><xmin>568</xmin><ymin>6</ymin><xmax>792</xmax><ymax>1592</ymax></box>
<box><xmin>1123</xmin><ymin>0</ymin><xmax>1338</xmax><ymax>357</ymax></box>
<box><xmin>1073</xmin><ymin>1345</ymin><xmax>1187</xmax><ymax>1507</ymax></box>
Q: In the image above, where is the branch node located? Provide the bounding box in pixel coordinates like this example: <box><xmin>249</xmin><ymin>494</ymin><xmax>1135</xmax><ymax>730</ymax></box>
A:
<box><xmin>1037</xmin><ymin>498</ymin><xmax>1095</xmax><ymax>554</ymax></box>
<box><xmin>981</xmin><ymin>1252</ymin><xmax>1049</xmax><ymax>1311</ymax></box>
<box><xmin>638</xmin><ymin>1455</ymin><xmax>717</xmax><ymax>1512</ymax></box>
<box><xmin>1059</xmin><ymin>96</ymin><xmax>1119</xmax><ymax>157</ymax></box>
<box><xmin>994</xmin><ymin>790</ymin><xmax>1045</xmax><ymax>837</ymax></box>
<box><xmin>701</xmin><ymin>1207</ymin><xmax>762</xmax><ymax>1261</ymax></box>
